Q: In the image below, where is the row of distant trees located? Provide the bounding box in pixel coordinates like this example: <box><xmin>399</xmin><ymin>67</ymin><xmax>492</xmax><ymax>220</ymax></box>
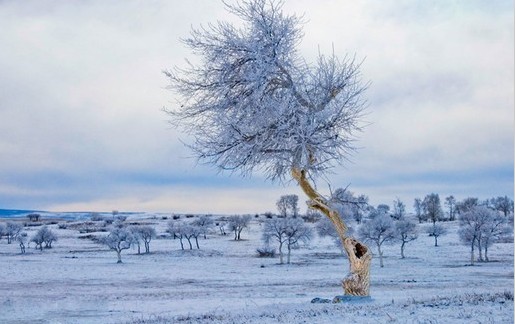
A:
<box><xmin>0</xmin><ymin>222</ymin><xmax>57</xmax><ymax>253</ymax></box>
<box><xmin>102</xmin><ymin>214</ymin><xmax>254</xmax><ymax>263</ymax></box>
<box><xmin>414</xmin><ymin>194</ymin><xmax>514</xmax><ymax>223</ymax></box>
<box><xmin>267</xmin><ymin>192</ymin><xmax>514</xmax><ymax>267</ymax></box>
<box><xmin>1</xmin><ymin>191</ymin><xmax>512</xmax><ymax>265</ymax></box>
<box><xmin>271</xmin><ymin>193</ymin><xmax>514</xmax><ymax>225</ymax></box>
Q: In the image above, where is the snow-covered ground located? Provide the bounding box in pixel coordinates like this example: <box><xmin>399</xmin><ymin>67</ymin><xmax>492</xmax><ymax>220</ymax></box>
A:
<box><xmin>0</xmin><ymin>214</ymin><xmax>512</xmax><ymax>323</ymax></box>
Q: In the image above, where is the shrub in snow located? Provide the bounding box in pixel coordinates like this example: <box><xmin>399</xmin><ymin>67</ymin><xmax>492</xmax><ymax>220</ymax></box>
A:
<box><xmin>256</xmin><ymin>246</ymin><xmax>276</xmax><ymax>258</ymax></box>
<box><xmin>90</xmin><ymin>213</ymin><xmax>104</xmax><ymax>222</ymax></box>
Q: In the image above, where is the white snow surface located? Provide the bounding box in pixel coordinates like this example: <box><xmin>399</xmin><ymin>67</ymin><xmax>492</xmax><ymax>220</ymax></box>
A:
<box><xmin>0</xmin><ymin>214</ymin><xmax>512</xmax><ymax>323</ymax></box>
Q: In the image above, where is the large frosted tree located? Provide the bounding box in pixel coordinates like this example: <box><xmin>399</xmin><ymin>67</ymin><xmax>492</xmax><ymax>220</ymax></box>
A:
<box><xmin>165</xmin><ymin>0</ymin><xmax>371</xmax><ymax>296</ymax></box>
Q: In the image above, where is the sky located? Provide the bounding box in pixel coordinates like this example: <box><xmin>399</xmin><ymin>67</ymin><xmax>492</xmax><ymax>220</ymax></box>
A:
<box><xmin>0</xmin><ymin>0</ymin><xmax>513</xmax><ymax>215</ymax></box>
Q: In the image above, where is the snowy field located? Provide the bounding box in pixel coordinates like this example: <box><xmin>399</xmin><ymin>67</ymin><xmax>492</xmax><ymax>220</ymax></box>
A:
<box><xmin>0</xmin><ymin>213</ymin><xmax>513</xmax><ymax>323</ymax></box>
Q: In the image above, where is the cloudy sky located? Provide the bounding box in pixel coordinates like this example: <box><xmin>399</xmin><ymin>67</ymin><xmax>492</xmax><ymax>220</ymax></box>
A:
<box><xmin>0</xmin><ymin>0</ymin><xmax>513</xmax><ymax>214</ymax></box>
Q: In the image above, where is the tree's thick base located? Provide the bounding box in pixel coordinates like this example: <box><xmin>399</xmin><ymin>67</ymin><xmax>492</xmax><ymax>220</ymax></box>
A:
<box><xmin>341</xmin><ymin>238</ymin><xmax>372</xmax><ymax>296</ymax></box>
<box><xmin>291</xmin><ymin>168</ymin><xmax>372</xmax><ymax>297</ymax></box>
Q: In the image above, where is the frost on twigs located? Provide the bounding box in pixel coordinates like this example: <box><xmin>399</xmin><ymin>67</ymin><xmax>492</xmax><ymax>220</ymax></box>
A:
<box><xmin>165</xmin><ymin>0</ymin><xmax>368</xmax><ymax>182</ymax></box>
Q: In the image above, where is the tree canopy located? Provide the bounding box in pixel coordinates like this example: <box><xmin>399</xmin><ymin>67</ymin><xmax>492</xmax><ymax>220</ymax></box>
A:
<box><xmin>165</xmin><ymin>0</ymin><xmax>367</xmax><ymax>182</ymax></box>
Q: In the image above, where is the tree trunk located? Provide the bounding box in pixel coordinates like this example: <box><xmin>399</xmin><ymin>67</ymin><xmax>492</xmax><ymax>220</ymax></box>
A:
<box><xmin>292</xmin><ymin>168</ymin><xmax>372</xmax><ymax>296</ymax></box>
<box><xmin>287</xmin><ymin>243</ymin><xmax>291</xmax><ymax>264</ymax></box>
<box><xmin>279</xmin><ymin>241</ymin><xmax>284</xmax><ymax>264</ymax></box>
<box><xmin>179</xmin><ymin>237</ymin><xmax>184</xmax><ymax>250</ymax></box>
<box><xmin>377</xmin><ymin>244</ymin><xmax>384</xmax><ymax>268</ymax></box>
<box><xmin>116</xmin><ymin>250</ymin><xmax>122</xmax><ymax>263</ymax></box>
<box><xmin>470</xmin><ymin>242</ymin><xmax>475</xmax><ymax>265</ymax></box>
<box><xmin>484</xmin><ymin>244</ymin><xmax>489</xmax><ymax>262</ymax></box>
<box><xmin>195</xmin><ymin>236</ymin><xmax>200</xmax><ymax>249</ymax></box>
<box><xmin>434</xmin><ymin>235</ymin><xmax>438</xmax><ymax>247</ymax></box>
<box><xmin>400</xmin><ymin>241</ymin><xmax>405</xmax><ymax>259</ymax></box>
<box><xmin>477</xmin><ymin>240</ymin><xmax>483</xmax><ymax>262</ymax></box>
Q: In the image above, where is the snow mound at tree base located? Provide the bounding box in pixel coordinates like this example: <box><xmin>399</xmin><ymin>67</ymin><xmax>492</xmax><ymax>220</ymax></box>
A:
<box><xmin>311</xmin><ymin>295</ymin><xmax>373</xmax><ymax>304</ymax></box>
<box><xmin>127</xmin><ymin>291</ymin><xmax>513</xmax><ymax>324</ymax></box>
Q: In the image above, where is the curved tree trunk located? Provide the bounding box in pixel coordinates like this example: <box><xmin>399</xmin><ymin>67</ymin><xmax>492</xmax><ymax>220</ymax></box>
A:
<box><xmin>292</xmin><ymin>168</ymin><xmax>372</xmax><ymax>296</ymax></box>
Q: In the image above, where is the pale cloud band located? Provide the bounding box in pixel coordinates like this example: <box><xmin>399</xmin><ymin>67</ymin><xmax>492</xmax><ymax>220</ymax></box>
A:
<box><xmin>0</xmin><ymin>0</ymin><xmax>512</xmax><ymax>214</ymax></box>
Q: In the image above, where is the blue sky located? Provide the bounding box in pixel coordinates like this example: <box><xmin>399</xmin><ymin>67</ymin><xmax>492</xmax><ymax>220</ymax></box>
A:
<box><xmin>0</xmin><ymin>0</ymin><xmax>513</xmax><ymax>214</ymax></box>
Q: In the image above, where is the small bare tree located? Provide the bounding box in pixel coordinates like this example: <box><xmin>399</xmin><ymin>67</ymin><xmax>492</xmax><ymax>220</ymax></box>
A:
<box><xmin>426</xmin><ymin>224</ymin><xmax>447</xmax><ymax>247</ymax></box>
<box><xmin>413</xmin><ymin>198</ymin><xmax>426</xmax><ymax>223</ymax></box>
<box><xmin>0</xmin><ymin>223</ymin><xmax>5</xmax><ymax>241</ymax></box>
<box><xmin>165</xmin><ymin>0</ymin><xmax>370</xmax><ymax>296</ymax></box>
<box><xmin>130</xmin><ymin>225</ymin><xmax>156</xmax><ymax>254</ymax></box>
<box><xmin>394</xmin><ymin>219</ymin><xmax>418</xmax><ymax>258</ymax></box>
<box><xmin>263</xmin><ymin>217</ymin><xmax>312</xmax><ymax>264</ymax></box>
<box><xmin>192</xmin><ymin>215</ymin><xmax>214</xmax><ymax>239</ymax></box>
<box><xmin>358</xmin><ymin>214</ymin><xmax>395</xmax><ymax>268</ymax></box>
<box><xmin>459</xmin><ymin>206</ymin><xmax>509</xmax><ymax>264</ymax></box>
<box><xmin>5</xmin><ymin>222</ymin><xmax>23</xmax><ymax>244</ymax></box>
<box><xmin>262</xmin><ymin>218</ymin><xmax>288</xmax><ymax>264</ymax></box>
<box><xmin>17</xmin><ymin>232</ymin><xmax>28</xmax><ymax>254</ymax></box>
<box><xmin>102</xmin><ymin>228</ymin><xmax>135</xmax><ymax>263</ymax></box>
<box><xmin>490</xmin><ymin>196</ymin><xmax>514</xmax><ymax>217</ymax></box>
<box><xmin>283</xmin><ymin>219</ymin><xmax>313</xmax><ymax>264</ymax></box>
<box><xmin>167</xmin><ymin>222</ymin><xmax>201</xmax><ymax>250</ymax></box>
<box><xmin>445</xmin><ymin>195</ymin><xmax>457</xmax><ymax>221</ymax></box>
<box><xmin>277</xmin><ymin>195</ymin><xmax>299</xmax><ymax>218</ymax></box>
<box><xmin>481</xmin><ymin>213</ymin><xmax>510</xmax><ymax>261</ymax></box>
<box><xmin>227</xmin><ymin>215</ymin><xmax>252</xmax><ymax>241</ymax></box>
<box><xmin>30</xmin><ymin>226</ymin><xmax>57</xmax><ymax>250</ymax></box>
<box><xmin>392</xmin><ymin>198</ymin><xmax>406</xmax><ymax>220</ymax></box>
<box><xmin>422</xmin><ymin>193</ymin><xmax>444</xmax><ymax>225</ymax></box>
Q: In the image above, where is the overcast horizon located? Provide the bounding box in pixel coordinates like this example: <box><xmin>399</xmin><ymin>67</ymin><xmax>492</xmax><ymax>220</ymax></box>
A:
<box><xmin>0</xmin><ymin>0</ymin><xmax>513</xmax><ymax>215</ymax></box>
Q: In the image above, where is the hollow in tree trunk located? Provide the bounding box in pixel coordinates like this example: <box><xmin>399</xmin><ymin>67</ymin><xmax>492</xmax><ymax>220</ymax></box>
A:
<box><xmin>292</xmin><ymin>168</ymin><xmax>372</xmax><ymax>296</ymax></box>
